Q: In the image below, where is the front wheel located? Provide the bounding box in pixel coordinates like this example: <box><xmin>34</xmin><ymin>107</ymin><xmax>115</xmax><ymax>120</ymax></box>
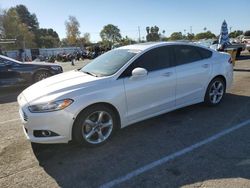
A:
<box><xmin>72</xmin><ymin>105</ymin><xmax>119</xmax><ymax>147</ymax></box>
<box><xmin>34</xmin><ymin>71</ymin><xmax>51</xmax><ymax>82</ymax></box>
<box><xmin>205</xmin><ymin>78</ymin><xmax>225</xmax><ymax>106</ymax></box>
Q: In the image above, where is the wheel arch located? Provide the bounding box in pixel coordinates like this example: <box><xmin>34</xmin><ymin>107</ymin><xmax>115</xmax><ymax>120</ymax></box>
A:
<box><xmin>210</xmin><ymin>75</ymin><xmax>227</xmax><ymax>89</ymax></box>
<box><xmin>204</xmin><ymin>75</ymin><xmax>227</xmax><ymax>100</ymax></box>
<box><xmin>71</xmin><ymin>102</ymin><xmax>122</xmax><ymax>140</ymax></box>
<box><xmin>32</xmin><ymin>68</ymin><xmax>52</xmax><ymax>82</ymax></box>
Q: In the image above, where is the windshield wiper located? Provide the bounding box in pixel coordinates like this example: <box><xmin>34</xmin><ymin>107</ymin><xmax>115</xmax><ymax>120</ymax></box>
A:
<box><xmin>82</xmin><ymin>71</ymin><xmax>98</xmax><ymax>77</ymax></box>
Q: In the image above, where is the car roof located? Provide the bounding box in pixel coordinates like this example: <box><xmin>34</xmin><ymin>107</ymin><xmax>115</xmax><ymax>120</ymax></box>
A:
<box><xmin>118</xmin><ymin>41</ymin><xmax>211</xmax><ymax>51</ymax></box>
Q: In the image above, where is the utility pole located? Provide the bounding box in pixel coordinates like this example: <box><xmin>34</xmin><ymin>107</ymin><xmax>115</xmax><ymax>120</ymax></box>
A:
<box><xmin>190</xmin><ymin>26</ymin><xmax>192</xmax><ymax>34</ymax></box>
<box><xmin>138</xmin><ymin>26</ymin><xmax>141</xmax><ymax>43</ymax></box>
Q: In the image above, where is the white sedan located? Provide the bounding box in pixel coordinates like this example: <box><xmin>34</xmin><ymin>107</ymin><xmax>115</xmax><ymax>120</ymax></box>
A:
<box><xmin>17</xmin><ymin>42</ymin><xmax>233</xmax><ymax>146</ymax></box>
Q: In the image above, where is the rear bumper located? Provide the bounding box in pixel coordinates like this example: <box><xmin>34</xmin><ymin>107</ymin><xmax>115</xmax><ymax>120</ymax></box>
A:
<box><xmin>225</xmin><ymin>64</ymin><xmax>233</xmax><ymax>91</ymax></box>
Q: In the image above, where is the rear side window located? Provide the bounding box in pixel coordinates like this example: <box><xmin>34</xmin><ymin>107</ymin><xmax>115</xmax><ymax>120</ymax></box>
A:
<box><xmin>174</xmin><ymin>45</ymin><xmax>202</xmax><ymax>65</ymax></box>
<box><xmin>196</xmin><ymin>47</ymin><xmax>212</xmax><ymax>59</ymax></box>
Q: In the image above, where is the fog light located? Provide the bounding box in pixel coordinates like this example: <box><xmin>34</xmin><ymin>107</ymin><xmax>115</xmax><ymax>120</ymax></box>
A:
<box><xmin>42</xmin><ymin>130</ymin><xmax>51</xmax><ymax>137</ymax></box>
<box><xmin>33</xmin><ymin>130</ymin><xmax>59</xmax><ymax>137</ymax></box>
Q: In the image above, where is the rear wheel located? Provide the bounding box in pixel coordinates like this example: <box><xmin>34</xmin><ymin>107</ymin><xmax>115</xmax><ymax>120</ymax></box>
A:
<box><xmin>205</xmin><ymin>78</ymin><xmax>225</xmax><ymax>106</ymax></box>
<box><xmin>34</xmin><ymin>71</ymin><xmax>51</xmax><ymax>82</ymax></box>
<box><xmin>72</xmin><ymin>105</ymin><xmax>119</xmax><ymax>147</ymax></box>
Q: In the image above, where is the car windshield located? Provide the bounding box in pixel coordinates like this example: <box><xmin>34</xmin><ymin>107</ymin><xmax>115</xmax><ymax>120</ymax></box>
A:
<box><xmin>80</xmin><ymin>49</ymin><xmax>137</xmax><ymax>77</ymax></box>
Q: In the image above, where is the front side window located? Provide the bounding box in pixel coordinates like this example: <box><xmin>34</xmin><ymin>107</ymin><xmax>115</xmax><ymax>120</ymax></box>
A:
<box><xmin>120</xmin><ymin>46</ymin><xmax>172</xmax><ymax>77</ymax></box>
<box><xmin>80</xmin><ymin>49</ymin><xmax>137</xmax><ymax>77</ymax></box>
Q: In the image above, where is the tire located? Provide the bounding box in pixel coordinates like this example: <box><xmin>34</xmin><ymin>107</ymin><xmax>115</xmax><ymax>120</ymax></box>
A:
<box><xmin>34</xmin><ymin>71</ymin><xmax>51</xmax><ymax>82</ymax></box>
<box><xmin>72</xmin><ymin>104</ymin><xmax>119</xmax><ymax>147</ymax></box>
<box><xmin>204</xmin><ymin>78</ymin><xmax>225</xmax><ymax>106</ymax></box>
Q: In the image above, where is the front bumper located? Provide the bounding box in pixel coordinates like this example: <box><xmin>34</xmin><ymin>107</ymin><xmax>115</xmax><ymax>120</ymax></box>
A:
<box><xmin>18</xmin><ymin>95</ymin><xmax>75</xmax><ymax>144</ymax></box>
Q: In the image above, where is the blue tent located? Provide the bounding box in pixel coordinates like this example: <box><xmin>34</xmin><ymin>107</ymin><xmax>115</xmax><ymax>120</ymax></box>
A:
<box><xmin>218</xmin><ymin>20</ymin><xmax>230</xmax><ymax>47</ymax></box>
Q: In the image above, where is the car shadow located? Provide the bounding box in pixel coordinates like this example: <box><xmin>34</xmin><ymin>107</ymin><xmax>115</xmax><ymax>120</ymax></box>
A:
<box><xmin>236</xmin><ymin>54</ymin><xmax>250</xmax><ymax>61</ymax></box>
<box><xmin>234</xmin><ymin>68</ymin><xmax>250</xmax><ymax>72</ymax></box>
<box><xmin>31</xmin><ymin>93</ymin><xmax>250</xmax><ymax>187</ymax></box>
<box><xmin>0</xmin><ymin>86</ymin><xmax>25</xmax><ymax>104</ymax></box>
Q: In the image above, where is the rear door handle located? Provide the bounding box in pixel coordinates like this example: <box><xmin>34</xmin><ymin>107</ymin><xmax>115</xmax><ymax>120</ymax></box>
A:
<box><xmin>202</xmin><ymin>64</ymin><xmax>209</xmax><ymax>68</ymax></box>
<box><xmin>162</xmin><ymin>72</ymin><xmax>173</xmax><ymax>77</ymax></box>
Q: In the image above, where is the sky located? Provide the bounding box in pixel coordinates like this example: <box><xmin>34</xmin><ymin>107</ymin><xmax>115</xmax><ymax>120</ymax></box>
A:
<box><xmin>0</xmin><ymin>0</ymin><xmax>250</xmax><ymax>42</ymax></box>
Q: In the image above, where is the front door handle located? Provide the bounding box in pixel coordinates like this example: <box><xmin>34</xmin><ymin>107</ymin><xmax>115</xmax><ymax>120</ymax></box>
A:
<box><xmin>202</xmin><ymin>64</ymin><xmax>209</xmax><ymax>68</ymax></box>
<box><xmin>162</xmin><ymin>72</ymin><xmax>173</xmax><ymax>77</ymax></box>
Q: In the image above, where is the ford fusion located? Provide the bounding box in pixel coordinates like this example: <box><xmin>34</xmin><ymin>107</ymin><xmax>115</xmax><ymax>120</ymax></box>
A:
<box><xmin>0</xmin><ymin>55</ymin><xmax>63</xmax><ymax>87</ymax></box>
<box><xmin>17</xmin><ymin>42</ymin><xmax>233</xmax><ymax>146</ymax></box>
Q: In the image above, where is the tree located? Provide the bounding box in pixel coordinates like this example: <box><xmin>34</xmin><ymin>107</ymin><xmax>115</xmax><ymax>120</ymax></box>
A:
<box><xmin>100</xmin><ymin>24</ymin><xmax>122</xmax><ymax>47</ymax></box>
<box><xmin>186</xmin><ymin>33</ymin><xmax>195</xmax><ymax>40</ymax></box>
<box><xmin>77</xmin><ymin>33</ymin><xmax>91</xmax><ymax>47</ymax></box>
<box><xmin>36</xmin><ymin>28</ymin><xmax>60</xmax><ymax>48</ymax></box>
<box><xmin>244</xmin><ymin>30</ymin><xmax>250</xmax><ymax>36</ymax></box>
<box><xmin>15</xmin><ymin>5</ymin><xmax>39</xmax><ymax>32</ymax></box>
<box><xmin>83</xmin><ymin>32</ymin><xmax>90</xmax><ymax>44</ymax></box>
<box><xmin>169</xmin><ymin>32</ymin><xmax>183</xmax><ymax>40</ymax></box>
<box><xmin>119</xmin><ymin>36</ymin><xmax>136</xmax><ymax>46</ymax></box>
<box><xmin>229</xmin><ymin>30</ymin><xmax>243</xmax><ymax>38</ymax></box>
<box><xmin>0</xmin><ymin>9</ymin><xmax>4</xmax><ymax>37</ymax></box>
<box><xmin>195</xmin><ymin>31</ymin><xmax>216</xmax><ymax>40</ymax></box>
<box><xmin>146</xmin><ymin>26</ymin><xmax>160</xmax><ymax>41</ymax></box>
<box><xmin>1</xmin><ymin>8</ymin><xmax>35</xmax><ymax>50</ymax></box>
<box><xmin>65</xmin><ymin>16</ymin><xmax>80</xmax><ymax>46</ymax></box>
<box><xmin>60</xmin><ymin>38</ymin><xmax>69</xmax><ymax>47</ymax></box>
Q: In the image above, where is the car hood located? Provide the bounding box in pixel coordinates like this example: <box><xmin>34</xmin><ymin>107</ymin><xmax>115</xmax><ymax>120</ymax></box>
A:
<box><xmin>22</xmin><ymin>70</ymin><xmax>102</xmax><ymax>104</ymax></box>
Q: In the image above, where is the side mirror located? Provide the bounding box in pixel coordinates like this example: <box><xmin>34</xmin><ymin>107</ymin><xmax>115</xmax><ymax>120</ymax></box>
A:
<box><xmin>131</xmin><ymin>67</ymin><xmax>148</xmax><ymax>78</ymax></box>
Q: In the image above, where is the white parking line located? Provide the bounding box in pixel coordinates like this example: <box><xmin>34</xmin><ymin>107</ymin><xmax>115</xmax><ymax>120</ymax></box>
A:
<box><xmin>100</xmin><ymin>118</ymin><xmax>250</xmax><ymax>188</ymax></box>
<box><xmin>0</xmin><ymin>118</ymin><xmax>20</xmax><ymax>125</ymax></box>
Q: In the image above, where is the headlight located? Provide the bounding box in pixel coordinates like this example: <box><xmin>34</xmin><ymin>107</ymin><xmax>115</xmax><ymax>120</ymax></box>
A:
<box><xmin>51</xmin><ymin>66</ymin><xmax>62</xmax><ymax>71</ymax></box>
<box><xmin>28</xmin><ymin>99</ymin><xmax>73</xmax><ymax>113</ymax></box>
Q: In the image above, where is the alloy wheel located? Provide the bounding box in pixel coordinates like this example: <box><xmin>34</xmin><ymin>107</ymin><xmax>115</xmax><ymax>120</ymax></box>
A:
<box><xmin>209</xmin><ymin>81</ymin><xmax>224</xmax><ymax>104</ymax></box>
<box><xmin>82</xmin><ymin>111</ymin><xmax>113</xmax><ymax>144</ymax></box>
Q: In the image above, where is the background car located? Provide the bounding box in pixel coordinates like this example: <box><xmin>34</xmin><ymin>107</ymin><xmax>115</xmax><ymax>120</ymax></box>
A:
<box><xmin>17</xmin><ymin>42</ymin><xmax>233</xmax><ymax>147</ymax></box>
<box><xmin>242</xmin><ymin>36</ymin><xmax>250</xmax><ymax>52</ymax></box>
<box><xmin>209</xmin><ymin>39</ymin><xmax>245</xmax><ymax>57</ymax></box>
<box><xmin>0</xmin><ymin>55</ymin><xmax>63</xmax><ymax>88</ymax></box>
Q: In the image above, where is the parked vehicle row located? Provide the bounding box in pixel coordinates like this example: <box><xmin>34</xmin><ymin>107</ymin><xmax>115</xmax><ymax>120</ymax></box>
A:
<box><xmin>17</xmin><ymin>42</ymin><xmax>233</xmax><ymax>147</ymax></box>
<box><xmin>209</xmin><ymin>40</ymin><xmax>246</xmax><ymax>57</ymax></box>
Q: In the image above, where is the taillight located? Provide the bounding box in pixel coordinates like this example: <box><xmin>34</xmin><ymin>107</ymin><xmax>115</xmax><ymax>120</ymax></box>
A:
<box><xmin>228</xmin><ymin>57</ymin><xmax>232</xmax><ymax>64</ymax></box>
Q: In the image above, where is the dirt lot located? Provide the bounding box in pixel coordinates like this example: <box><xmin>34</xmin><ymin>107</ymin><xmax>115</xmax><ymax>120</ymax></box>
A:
<box><xmin>0</xmin><ymin>54</ymin><xmax>250</xmax><ymax>188</ymax></box>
